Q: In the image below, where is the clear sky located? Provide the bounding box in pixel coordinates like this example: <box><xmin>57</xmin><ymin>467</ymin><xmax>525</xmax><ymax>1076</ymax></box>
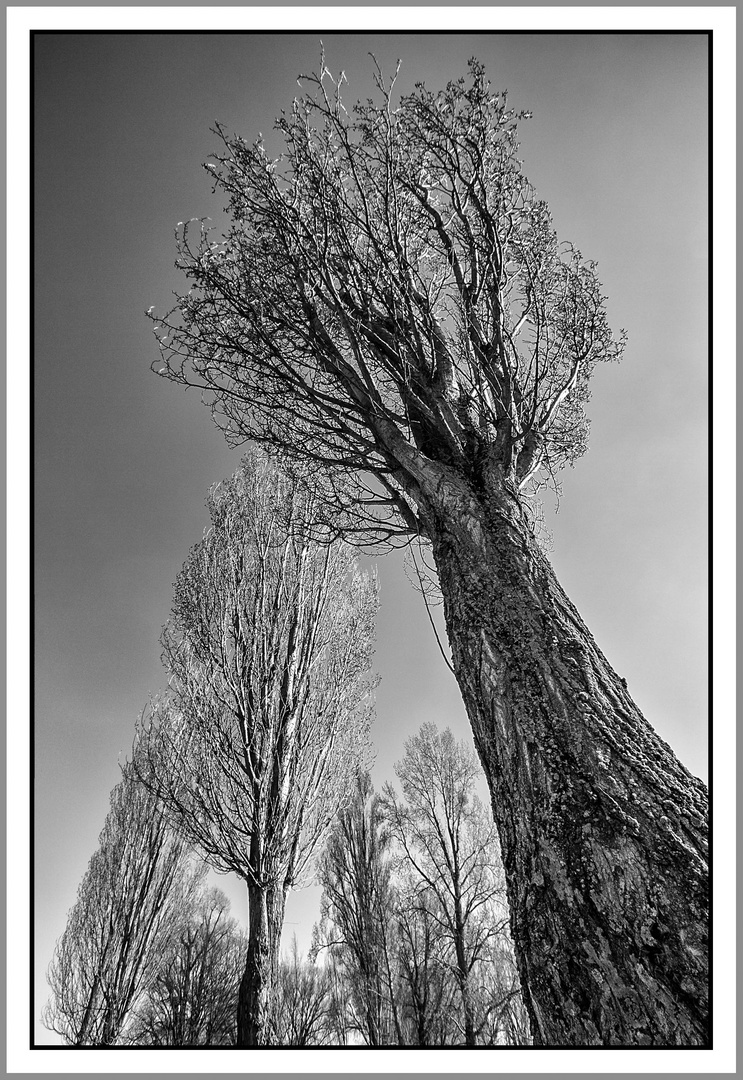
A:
<box><xmin>33</xmin><ymin>31</ymin><xmax>708</xmax><ymax>1044</ymax></box>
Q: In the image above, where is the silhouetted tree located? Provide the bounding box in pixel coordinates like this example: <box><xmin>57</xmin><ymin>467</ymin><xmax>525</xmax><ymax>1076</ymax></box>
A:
<box><xmin>134</xmin><ymin>452</ymin><xmax>376</xmax><ymax>1045</ymax></box>
<box><xmin>42</xmin><ymin>768</ymin><xmax>199</xmax><ymax>1046</ymax></box>
<box><xmin>152</xmin><ymin>56</ymin><xmax>707</xmax><ymax>1044</ymax></box>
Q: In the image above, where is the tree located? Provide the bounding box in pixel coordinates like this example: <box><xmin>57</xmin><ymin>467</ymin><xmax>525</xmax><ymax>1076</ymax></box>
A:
<box><xmin>129</xmin><ymin>887</ymin><xmax>246</xmax><ymax>1046</ymax></box>
<box><xmin>393</xmin><ymin>869</ymin><xmax>459</xmax><ymax>1046</ymax></box>
<box><xmin>133</xmin><ymin>452</ymin><xmax>377</xmax><ymax>1046</ymax></box>
<box><xmin>383</xmin><ymin>724</ymin><xmax>520</xmax><ymax>1046</ymax></box>
<box><xmin>469</xmin><ymin>932</ymin><xmax>532</xmax><ymax>1047</ymax></box>
<box><xmin>321</xmin><ymin>951</ymin><xmax>354</xmax><ymax>1046</ymax></box>
<box><xmin>312</xmin><ymin>772</ymin><xmax>402</xmax><ymax>1046</ymax></box>
<box><xmin>151</xmin><ymin>57</ymin><xmax>708</xmax><ymax>1044</ymax></box>
<box><xmin>270</xmin><ymin>937</ymin><xmax>331</xmax><ymax>1046</ymax></box>
<box><xmin>42</xmin><ymin>768</ymin><xmax>199</xmax><ymax>1046</ymax></box>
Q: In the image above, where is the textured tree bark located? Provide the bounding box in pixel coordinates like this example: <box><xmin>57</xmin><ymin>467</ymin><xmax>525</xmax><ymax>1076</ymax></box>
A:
<box><xmin>237</xmin><ymin>884</ymin><xmax>286</xmax><ymax>1046</ymax></box>
<box><xmin>422</xmin><ymin>474</ymin><xmax>708</xmax><ymax>1047</ymax></box>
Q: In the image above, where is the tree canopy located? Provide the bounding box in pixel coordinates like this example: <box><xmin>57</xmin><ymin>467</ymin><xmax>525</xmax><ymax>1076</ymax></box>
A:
<box><xmin>153</xmin><ymin>57</ymin><xmax>623</xmax><ymax>547</ymax></box>
<box><xmin>134</xmin><ymin>452</ymin><xmax>377</xmax><ymax>891</ymax></box>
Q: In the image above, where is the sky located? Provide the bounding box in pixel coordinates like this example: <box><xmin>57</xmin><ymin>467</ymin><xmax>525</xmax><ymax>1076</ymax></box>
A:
<box><xmin>32</xmin><ymin>31</ymin><xmax>708</xmax><ymax>1045</ymax></box>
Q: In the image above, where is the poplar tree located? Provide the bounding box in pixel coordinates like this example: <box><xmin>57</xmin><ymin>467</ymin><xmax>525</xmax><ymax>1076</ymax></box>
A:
<box><xmin>312</xmin><ymin>772</ymin><xmax>402</xmax><ymax>1046</ymax></box>
<box><xmin>134</xmin><ymin>452</ymin><xmax>376</xmax><ymax>1045</ymax></box>
<box><xmin>383</xmin><ymin>724</ymin><xmax>520</xmax><ymax>1047</ymax></box>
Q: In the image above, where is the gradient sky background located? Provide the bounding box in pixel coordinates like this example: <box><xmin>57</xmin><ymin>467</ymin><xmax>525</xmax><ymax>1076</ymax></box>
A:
<box><xmin>33</xmin><ymin>31</ymin><xmax>708</xmax><ymax>1044</ymax></box>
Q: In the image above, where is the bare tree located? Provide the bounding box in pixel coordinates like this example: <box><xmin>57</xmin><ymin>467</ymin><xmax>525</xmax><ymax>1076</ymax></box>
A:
<box><xmin>42</xmin><ymin>768</ymin><xmax>199</xmax><ymax>1046</ymax></box>
<box><xmin>322</xmin><ymin>951</ymin><xmax>354</xmax><ymax>1046</ymax></box>
<box><xmin>393</xmin><ymin>869</ymin><xmax>459</xmax><ymax>1046</ymax></box>
<box><xmin>270</xmin><ymin>937</ymin><xmax>331</xmax><ymax>1046</ymax></box>
<box><xmin>130</xmin><ymin>887</ymin><xmax>246</xmax><ymax>1046</ymax></box>
<box><xmin>469</xmin><ymin>933</ymin><xmax>532</xmax><ymax>1047</ymax></box>
<box><xmin>133</xmin><ymin>452</ymin><xmax>377</xmax><ymax>1045</ymax></box>
<box><xmin>383</xmin><ymin>724</ymin><xmax>520</xmax><ymax>1046</ymax></box>
<box><xmin>312</xmin><ymin>771</ymin><xmax>402</xmax><ymax>1046</ymax></box>
<box><xmin>152</xmin><ymin>57</ymin><xmax>708</xmax><ymax>1044</ymax></box>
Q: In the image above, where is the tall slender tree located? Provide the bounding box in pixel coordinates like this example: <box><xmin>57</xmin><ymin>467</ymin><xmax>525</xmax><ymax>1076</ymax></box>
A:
<box><xmin>383</xmin><ymin>724</ymin><xmax>518</xmax><ymax>1046</ymax></box>
<box><xmin>134</xmin><ymin>452</ymin><xmax>377</xmax><ymax>1045</ymax></box>
<box><xmin>312</xmin><ymin>772</ymin><xmax>402</xmax><ymax>1046</ymax></box>
<box><xmin>152</xmin><ymin>57</ymin><xmax>708</xmax><ymax>1044</ymax></box>
<box><xmin>42</xmin><ymin>768</ymin><xmax>199</xmax><ymax>1046</ymax></box>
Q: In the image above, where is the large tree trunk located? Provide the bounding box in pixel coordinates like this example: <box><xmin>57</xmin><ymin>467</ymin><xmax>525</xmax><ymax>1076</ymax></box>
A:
<box><xmin>423</xmin><ymin>473</ymin><xmax>708</xmax><ymax>1047</ymax></box>
<box><xmin>237</xmin><ymin>884</ymin><xmax>286</xmax><ymax>1046</ymax></box>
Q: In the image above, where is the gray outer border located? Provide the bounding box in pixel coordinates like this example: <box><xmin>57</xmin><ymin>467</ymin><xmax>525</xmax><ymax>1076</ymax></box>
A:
<box><xmin>13</xmin><ymin>2</ymin><xmax>724</xmax><ymax>1078</ymax></box>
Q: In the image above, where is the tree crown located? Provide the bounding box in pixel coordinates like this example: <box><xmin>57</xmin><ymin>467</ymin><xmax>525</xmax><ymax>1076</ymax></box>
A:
<box><xmin>134</xmin><ymin>452</ymin><xmax>377</xmax><ymax>890</ymax></box>
<box><xmin>153</xmin><ymin>56</ymin><xmax>624</xmax><ymax>546</ymax></box>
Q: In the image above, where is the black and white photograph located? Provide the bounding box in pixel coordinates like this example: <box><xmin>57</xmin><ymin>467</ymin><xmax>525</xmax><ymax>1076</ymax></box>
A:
<box><xmin>20</xmin><ymin>11</ymin><xmax>726</xmax><ymax>1067</ymax></box>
